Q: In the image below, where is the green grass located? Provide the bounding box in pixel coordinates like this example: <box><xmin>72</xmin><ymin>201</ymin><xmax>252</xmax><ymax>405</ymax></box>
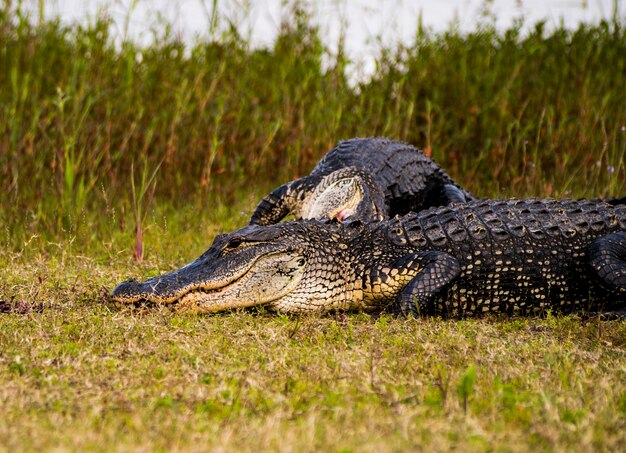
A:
<box><xmin>1</xmin><ymin>2</ymin><xmax>626</xmax><ymax>451</ymax></box>
<box><xmin>2</xmin><ymin>238</ymin><xmax>626</xmax><ymax>451</ymax></box>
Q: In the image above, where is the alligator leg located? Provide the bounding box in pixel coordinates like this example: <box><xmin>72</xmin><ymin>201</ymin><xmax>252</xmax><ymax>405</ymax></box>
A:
<box><xmin>589</xmin><ymin>231</ymin><xmax>626</xmax><ymax>290</ymax></box>
<box><xmin>391</xmin><ymin>251</ymin><xmax>461</xmax><ymax>317</ymax></box>
<box><xmin>249</xmin><ymin>178</ymin><xmax>310</xmax><ymax>225</ymax></box>
<box><xmin>442</xmin><ymin>184</ymin><xmax>471</xmax><ymax>204</ymax></box>
<box><xmin>585</xmin><ymin>310</ymin><xmax>626</xmax><ymax>320</ymax></box>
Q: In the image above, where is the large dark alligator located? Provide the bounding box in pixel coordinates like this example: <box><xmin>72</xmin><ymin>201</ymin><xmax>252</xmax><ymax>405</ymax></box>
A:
<box><xmin>111</xmin><ymin>198</ymin><xmax>626</xmax><ymax>317</ymax></box>
<box><xmin>250</xmin><ymin>137</ymin><xmax>474</xmax><ymax>225</ymax></box>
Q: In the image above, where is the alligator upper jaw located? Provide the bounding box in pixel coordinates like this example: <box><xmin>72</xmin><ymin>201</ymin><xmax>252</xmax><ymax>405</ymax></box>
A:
<box><xmin>110</xmin><ymin>252</ymin><xmax>306</xmax><ymax>313</ymax></box>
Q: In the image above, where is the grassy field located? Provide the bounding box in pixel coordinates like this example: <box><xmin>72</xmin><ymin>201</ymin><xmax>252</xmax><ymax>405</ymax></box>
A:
<box><xmin>1</xmin><ymin>2</ymin><xmax>626</xmax><ymax>451</ymax></box>
<box><xmin>2</xmin><ymin>244</ymin><xmax>626</xmax><ymax>451</ymax></box>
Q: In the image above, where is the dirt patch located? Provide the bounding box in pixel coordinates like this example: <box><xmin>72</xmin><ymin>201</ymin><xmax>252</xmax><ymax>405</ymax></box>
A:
<box><xmin>0</xmin><ymin>299</ymin><xmax>45</xmax><ymax>314</ymax></box>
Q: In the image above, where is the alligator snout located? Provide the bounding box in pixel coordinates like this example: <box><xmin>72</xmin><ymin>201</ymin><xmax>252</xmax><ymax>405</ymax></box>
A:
<box><xmin>110</xmin><ymin>279</ymin><xmax>145</xmax><ymax>302</ymax></box>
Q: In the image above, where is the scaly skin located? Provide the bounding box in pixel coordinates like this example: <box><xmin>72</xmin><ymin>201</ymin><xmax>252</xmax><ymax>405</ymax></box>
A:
<box><xmin>249</xmin><ymin>137</ymin><xmax>474</xmax><ymax>225</ymax></box>
<box><xmin>111</xmin><ymin>198</ymin><xmax>626</xmax><ymax>317</ymax></box>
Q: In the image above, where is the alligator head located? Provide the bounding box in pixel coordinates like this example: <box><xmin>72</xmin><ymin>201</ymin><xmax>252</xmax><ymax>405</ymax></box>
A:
<box><xmin>300</xmin><ymin>167</ymin><xmax>387</xmax><ymax>222</ymax></box>
<box><xmin>110</xmin><ymin>221</ymin><xmax>370</xmax><ymax>313</ymax></box>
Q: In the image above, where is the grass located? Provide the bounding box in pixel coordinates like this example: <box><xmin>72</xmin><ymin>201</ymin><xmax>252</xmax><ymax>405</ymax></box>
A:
<box><xmin>1</xmin><ymin>1</ymin><xmax>626</xmax><ymax>451</ymax></box>
<box><xmin>2</xmin><ymin>203</ymin><xmax>626</xmax><ymax>451</ymax></box>
<box><xmin>2</xmin><ymin>245</ymin><xmax>626</xmax><ymax>451</ymax></box>
<box><xmin>2</xmin><ymin>3</ymin><xmax>625</xmax><ymax>247</ymax></box>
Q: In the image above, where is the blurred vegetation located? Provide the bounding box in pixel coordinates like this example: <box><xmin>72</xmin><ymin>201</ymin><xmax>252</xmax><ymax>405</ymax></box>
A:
<box><xmin>1</xmin><ymin>2</ymin><xmax>625</xmax><ymax>249</ymax></box>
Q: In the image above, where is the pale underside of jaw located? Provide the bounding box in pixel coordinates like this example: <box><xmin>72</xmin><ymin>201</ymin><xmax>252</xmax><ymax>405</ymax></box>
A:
<box><xmin>304</xmin><ymin>178</ymin><xmax>363</xmax><ymax>221</ymax></box>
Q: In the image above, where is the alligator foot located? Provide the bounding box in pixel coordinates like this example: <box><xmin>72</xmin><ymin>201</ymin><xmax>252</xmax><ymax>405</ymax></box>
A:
<box><xmin>442</xmin><ymin>183</ymin><xmax>473</xmax><ymax>204</ymax></box>
<box><xmin>589</xmin><ymin>231</ymin><xmax>626</xmax><ymax>290</ymax></box>
<box><xmin>583</xmin><ymin>309</ymin><xmax>626</xmax><ymax>320</ymax></box>
<box><xmin>391</xmin><ymin>251</ymin><xmax>461</xmax><ymax>317</ymax></box>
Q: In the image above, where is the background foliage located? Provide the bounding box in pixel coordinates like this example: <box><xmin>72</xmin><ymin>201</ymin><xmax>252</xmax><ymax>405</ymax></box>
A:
<box><xmin>1</xmin><ymin>3</ymin><xmax>625</xmax><ymax>250</ymax></box>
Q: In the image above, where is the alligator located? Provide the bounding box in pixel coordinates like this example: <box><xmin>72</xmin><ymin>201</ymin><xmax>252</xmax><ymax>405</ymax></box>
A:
<box><xmin>249</xmin><ymin>137</ymin><xmax>474</xmax><ymax>225</ymax></box>
<box><xmin>111</xmin><ymin>198</ymin><xmax>626</xmax><ymax>317</ymax></box>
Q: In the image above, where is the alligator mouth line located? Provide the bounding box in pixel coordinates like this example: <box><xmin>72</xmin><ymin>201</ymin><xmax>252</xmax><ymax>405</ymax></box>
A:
<box><xmin>111</xmin><ymin>253</ymin><xmax>266</xmax><ymax>305</ymax></box>
<box><xmin>110</xmin><ymin>284</ymin><xmax>234</xmax><ymax>306</ymax></box>
<box><xmin>163</xmin><ymin>279</ymin><xmax>247</xmax><ymax>307</ymax></box>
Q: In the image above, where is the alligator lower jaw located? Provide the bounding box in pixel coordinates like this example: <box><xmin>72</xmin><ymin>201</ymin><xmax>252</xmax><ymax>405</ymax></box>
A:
<box><xmin>111</xmin><ymin>283</ymin><xmax>260</xmax><ymax>312</ymax></box>
<box><xmin>110</xmin><ymin>285</ymin><xmax>229</xmax><ymax>307</ymax></box>
<box><xmin>173</xmin><ymin>270</ymin><xmax>304</xmax><ymax>313</ymax></box>
<box><xmin>174</xmin><ymin>291</ymin><xmax>257</xmax><ymax>313</ymax></box>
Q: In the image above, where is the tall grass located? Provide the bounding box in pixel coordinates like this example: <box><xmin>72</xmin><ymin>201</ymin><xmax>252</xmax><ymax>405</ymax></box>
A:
<box><xmin>1</xmin><ymin>3</ymin><xmax>625</xmax><ymax>248</ymax></box>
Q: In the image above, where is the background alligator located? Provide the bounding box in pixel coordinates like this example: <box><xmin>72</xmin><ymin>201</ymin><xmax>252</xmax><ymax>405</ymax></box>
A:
<box><xmin>112</xmin><ymin>198</ymin><xmax>626</xmax><ymax>317</ymax></box>
<box><xmin>249</xmin><ymin>137</ymin><xmax>475</xmax><ymax>225</ymax></box>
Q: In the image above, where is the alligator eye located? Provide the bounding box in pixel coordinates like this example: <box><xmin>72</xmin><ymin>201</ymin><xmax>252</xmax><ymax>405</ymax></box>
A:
<box><xmin>394</xmin><ymin>227</ymin><xmax>403</xmax><ymax>235</ymax></box>
<box><xmin>297</xmin><ymin>258</ymin><xmax>305</xmax><ymax>266</ymax></box>
<box><xmin>225</xmin><ymin>238</ymin><xmax>242</xmax><ymax>249</ymax></box>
